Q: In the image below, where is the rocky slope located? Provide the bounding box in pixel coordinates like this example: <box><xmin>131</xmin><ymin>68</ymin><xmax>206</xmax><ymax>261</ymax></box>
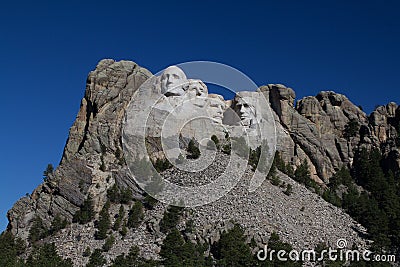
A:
<box><xmin>5</xmin><ymin>59</ymin><xmax>400</xmax><ymax>265</ymax></box>
<box><xmin>260</xmin><ymin>84</ymin><xmax>399</xmax><ymax>183</ymax></box>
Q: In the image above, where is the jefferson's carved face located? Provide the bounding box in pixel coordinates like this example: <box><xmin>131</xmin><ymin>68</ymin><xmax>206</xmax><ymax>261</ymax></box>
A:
<box><xmin>160</xmin><ymin>66</ymin><xmax>187</xmax><ymax>96</ymax></box>
<box><xmin>208</xmin><ymin>96</ymin><xmax>225</xmax><ymax>124</ymax></box>
<box><xmin>186</xmin><ymin>80</ymin><xmax>208</xmax><ymax>98</ymax></box>
<box><xmin>190</xmin><ymin>80</ymin><xmax>208</xmax><ymax>97</ymax></box>
<box><xmin>236</xmin><ymin>97</ymin><xmax>256</xmax><ymax>127</ymax></box>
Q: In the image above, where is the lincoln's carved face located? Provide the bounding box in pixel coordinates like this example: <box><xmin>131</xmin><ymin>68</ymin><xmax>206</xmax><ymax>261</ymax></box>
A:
<box><xmin>236</xmin><ymin>96</ymin><xmax>256</xmax><ymax>127</ymax></box>
<box><xmin>160</xmin><ymin>66</ymin><xmax>187</xmax><ymax>96</ymax></box>
<box><xmin>208</xmin><ymin>95</ymin><xmax>226</xmax><ymax>124</ymax></box>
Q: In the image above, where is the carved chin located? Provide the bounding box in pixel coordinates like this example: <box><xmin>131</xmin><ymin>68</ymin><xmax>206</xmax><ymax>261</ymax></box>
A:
<box><xmin>212</xmin><ymin>117</ymin><xmax>223</xmax><ymax>124</ymax></box>
<box><xmin>164</xmin><ymin>88</ymin><xmax>184</xmax><ymax>96</ymax></box>
<box><xmin>241</xmin><ymin>118</ymin><xmax>251</xmax><ymax>126</ymax></box>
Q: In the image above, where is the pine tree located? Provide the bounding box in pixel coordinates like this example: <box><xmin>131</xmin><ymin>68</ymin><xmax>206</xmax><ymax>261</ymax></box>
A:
<box><xmin>73</xmin><ymin>195</ymin><xmax>95</xmax><ymax>224</ymax></box>
<box><xmin>120</xmin><ymin>187</ymin><xmax>133</xmax><ymax>204</ymax></box>
<box><xmin>29</xmin><ymin>216</ymin><xmax>47</xmax><ymax>242</ymax></box>
<box><xmin>222</xmin><ymin>143</ymin><xmax>232</xmax><ymax>155</ymax></box>
<box><xmin>273</xmin><ymin>151</ymin><xmax>286</xmax><ymax>172</ymax></box>
<box><xmin>143</xmin><ymin>194</ymin><xmax>158</xmax><ymax>210</ymax></box>
<box><xmin>322</xmin><ymin>189</ymin><xmax>342</xmax><ymax>207</ymax></box>
<box><xmin>111</xmin><ymin>246</ymin><xmax>140</xmax><ymax>266</ymax></box>
<box><xmin>107</xmin><ymin>184</ymin><xmax>120</xmax><ymax>203</ymax></box>
<box><xmin>329</xmin><ymin>166</ymin><xmax>352</xmax><ymax>189</ymax></box>
<box><xmin>159</xmin><ymin>206</ymin><xmax>183</xmax><ymax>234</ymax></box>
<box><xmin>249</xmin><ymin>146</ymin><xmax>261</xmax><ymax>171</ymax></box>
<box><xmin>111</xmin><ymin>245</ymin><xmax>159</xmax><ymax>267</ymax></box>
<box><xmin>43</xmin><ymin>164</ymin><xmax>54</xmax><ymax>181</ymax></box>
<box><xmin>83</xmin><ymin>246</ymin><xmax>91</xmax><ymax>257</ymax></box>
<box><xmin>211</xmin><ymin>134</ymin><xmax>220</xmax><ymax>150</ymax></box>
<box><xmin>160</xmin><ymin>228</ymin><xmax>185</xmax><ymax>266</ymax></box>
<box><xmin>113</xmin><ymin>205</ymin><xmax>125</xmax><ymax>231</ymax></box>
<box><xmin>26</xmin><ymin>243</ymin><xmax>73</xmax><ymax>267</ymax></box>
<box><xmin>95</xmin><ymin>200</ymin><xmax>111</xmax><ymax>240</ymax></box>
<box><xmin>86</xmin><ymin>249</ymin><xmax>106</xmax><ymax>267</ymax></box>
<box><xmin>260</xmin><ymin>232</ymin><xmax>302</xmax><ymax>267</ymax></box>
<box><xmin>127</xmin><ymin>201</ymin><xmax>144</xmax><ymax>229</ymax></box>
<box><xmin>160</xmin><ymin>228</ymin><xmax>206</xmax><ymax>266</ymax></box>
<box><xmin>0</xmin><ymin>231</ymin><xmax>25</xmax><ymax>267</ymax></box>
<box><xmin>153</xmin><ymin>158</ymin><xmax>173</xmax><ymax>172</ymax></box>
<box><xmin>285</xmin><ymin>164</ymin><xmax>295</xmax><ymax>177</ymax></box>
<box><xmin>284</xmin><ymin>184</ymin><xmax>293</xmax><ymax>196</ymax></box>
<box><xmin>294</xmin><ymin>159</ymin><xmax>310</xmax><ymax>185</ymax></box>
<box><xmin>120</xmin><ymin>219</ymin><xmax>128</xmax><ymax>237</ymax></box>
<box><xmin>211</xmin><ymin>223</ymin><xmax>254</xmax><ymax>267</ymax></box>
<box><xmin>353</xmin><ymin>148</ymin><xmax>370</xmax><ymax>186</ymax></box>
<box><xmin>270</xmin><ymin>174</ymin><xmax>281</xmax><ymax>186</ymax></box>
<box><xmin>268</xmin><ymin>156</ymin><xmax>281</xmax><ymax>186</ymax></box>
<box><xmin>186</xmin><ymin>138</ymin><xmax>201</xmax><ymax>159</ymax></box>
<box><xmin>102</xmin><ymin>235</ymin><xmax>115</xmax><ymax>252</ymax></box>
<box><xmin>49</xmin><ymin>214</ymin><xmax>68</xmax><ymax>235</ymax></box>
<box><xmin>100</xmin><ymin>154</ymin><xmax>106</xmax><ymax>172</ymax></box>
<box><xmin>350</xmin><ymin>148</ymin><xmax>396</xmax><ymax>249</ymax></box>
<box><xmin>344</xmin><ymin>119</ymin><xmax>360</xmax><ymax>139</ymax></box>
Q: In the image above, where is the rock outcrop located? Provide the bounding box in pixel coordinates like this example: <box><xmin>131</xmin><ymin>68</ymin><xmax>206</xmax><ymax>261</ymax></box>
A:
<box><xmin>8</xmin><ymin>59</ymin><xmax>151</xmax><ymax>239</ymax></box>
<box><xmin>261</xmin><ymin>84</ymin><xmax>399</xmax><ymax>183</ymax></box>
<box><xmin>5</xmin><ymin>59</ymin><xmax>400</xmax><ymax>265</ymax></box>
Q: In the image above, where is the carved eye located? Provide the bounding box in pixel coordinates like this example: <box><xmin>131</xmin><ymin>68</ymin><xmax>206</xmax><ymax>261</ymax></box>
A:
<box><xmin>173</xmin><ymin>74</ymin><xmax>179</xmax><ymax>79</ymax></box>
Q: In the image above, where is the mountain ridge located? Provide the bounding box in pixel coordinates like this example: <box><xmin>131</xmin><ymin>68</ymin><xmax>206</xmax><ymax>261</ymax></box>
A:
<box><xmin>4</xmin><ymin>59</ymin><xmax>400</xmax><ymax>265</ymax></box>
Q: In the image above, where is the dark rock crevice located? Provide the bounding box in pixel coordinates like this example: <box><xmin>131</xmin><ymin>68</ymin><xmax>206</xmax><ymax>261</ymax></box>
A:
<box><xmin>77</xmin><ymin>99</ymin><xmax>97</xmax><ymax>153</ymax></box>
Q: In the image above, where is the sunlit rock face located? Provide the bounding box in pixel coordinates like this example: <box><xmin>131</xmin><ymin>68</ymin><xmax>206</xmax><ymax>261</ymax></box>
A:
<box><xmin>8</xmin><ymin>60</ymin><xmax>391</xmax><ymax>266</ymax></box>
<box><xmin>159</xmin><ymin>66</ymin><xmax>187</xmax><ymax>96</ymax></box>
<box><xmin>125</xmin><ymin>65</ymin><xmax>274</xmax><ymax>144</ymax></box>
<box><xmin>234</xmin><ymin>91</ymin><xmax>258</xmax><ymax>128</ymax></box>
<box><xmin>207</xmin><ymin>94</ymin><xmax>226</xmax><ymax>124</ymax></box>
<box><xmin>186</xmin><ymin>79</ymin><xmax>208</xmax><ymax>97</ymax></box>
<box><xmin>122</xmin><ymin>66</ymin><xmax>276</xmax><ymax>206</ymax></box>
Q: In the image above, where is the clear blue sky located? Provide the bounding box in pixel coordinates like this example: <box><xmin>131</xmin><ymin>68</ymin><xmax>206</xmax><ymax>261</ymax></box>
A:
<box><xmin>1</xmin><ymin>0</ymin><xmax>399</xmax><ymax>231</ymax></box>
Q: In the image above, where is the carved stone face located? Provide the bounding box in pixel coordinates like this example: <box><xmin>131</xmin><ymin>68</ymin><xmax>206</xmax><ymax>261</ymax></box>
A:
<box><xmin>160</xmin><ymin>66</ymin><xmax>187</xmax><ymax>96</ymax></box>
<box><xmin>185</xmin><ymin>79</ymin><xmax>208</xmax><ymax>99</ymax></box>
<box><xmin>208</xmin><ymin>96</ymin><xmax>225</xmax><ymax>124</ymax></box>
<box><xmin>190</xmin><ymin>80</ymin><xmax>208</xmax><ymax>97</ymax></box>
<box><xmin>236</xmin><ymin>96</ymin><xmax>256</xmax><ymax>127</ymax></box>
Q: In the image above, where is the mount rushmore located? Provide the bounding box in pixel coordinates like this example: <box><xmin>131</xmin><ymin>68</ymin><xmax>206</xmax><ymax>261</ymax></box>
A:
<box><xmin>122</xmin><ymin>64</ymin><xmax>275</xmax><ymax>207</ymax></box>
<box><xmin>4</xmin><ymin>59</ymin><xmax>400</xmax><ymax>265</ymax></box>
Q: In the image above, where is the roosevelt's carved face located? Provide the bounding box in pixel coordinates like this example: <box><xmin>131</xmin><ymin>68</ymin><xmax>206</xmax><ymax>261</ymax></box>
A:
<box><xmin>160</xmin><ymin>66</ymin><xmax>187</xmax><ymax>96</ymax></box>
<box><xmin>236</xmin><ymin>96</ymin><xmax>256</xmax><ymax>127</ymax></box>
<box><xmin>207</xmin><ymin>95</ymin><xmax>226</xmax><ymax>124</ymax></box>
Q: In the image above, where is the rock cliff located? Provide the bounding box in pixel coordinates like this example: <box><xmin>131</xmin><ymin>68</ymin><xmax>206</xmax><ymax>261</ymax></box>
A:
<box><xmin>261</xmin><ymin>84</ymin><xmax>399</xmax><ymax>183</ymax></box>
<box><xmin>5</xmin><ymin>59</ymin><xmax>400</xmax><ymax>265</ymax></box>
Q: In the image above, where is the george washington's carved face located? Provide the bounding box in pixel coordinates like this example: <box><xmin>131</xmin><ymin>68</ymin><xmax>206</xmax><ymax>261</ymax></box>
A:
<box><xmin>160</xmin><ymin>66</ymin><xmax>187</xmax><ymax>96</ymax></box>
